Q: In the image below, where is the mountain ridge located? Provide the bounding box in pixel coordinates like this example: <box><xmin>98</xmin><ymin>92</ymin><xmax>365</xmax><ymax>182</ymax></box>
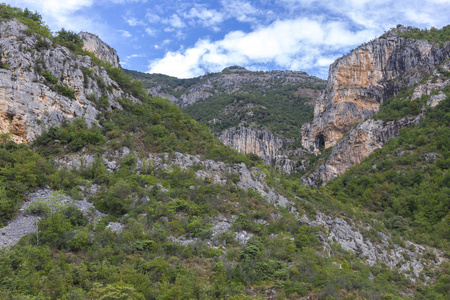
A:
<box><xmin>0</xmin><ymin>5</ymin><xmax>448</xmax><ymax>299</ymax></box>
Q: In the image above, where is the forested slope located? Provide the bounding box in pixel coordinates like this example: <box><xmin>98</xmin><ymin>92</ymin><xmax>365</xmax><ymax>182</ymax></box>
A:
<box><xmin>0</xmin><ymin>5</ymin><xmax>448</xmax><ymax>299</ymax></box>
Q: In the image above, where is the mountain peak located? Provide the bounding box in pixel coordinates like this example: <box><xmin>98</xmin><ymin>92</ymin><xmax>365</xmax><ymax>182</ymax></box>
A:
<box><xmin>78</xmin><ymin>32</ymin><xmax>121</xmax><ymax>68</ymax></box>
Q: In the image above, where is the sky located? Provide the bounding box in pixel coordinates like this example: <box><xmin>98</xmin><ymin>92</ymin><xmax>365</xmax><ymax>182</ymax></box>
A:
<box><xmin>6</xmin><ymin>0</ymin><xmax>450</xmax><ymax>79</ymax></box>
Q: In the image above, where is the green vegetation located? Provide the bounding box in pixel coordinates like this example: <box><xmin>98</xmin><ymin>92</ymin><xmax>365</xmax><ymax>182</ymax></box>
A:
<box><xmin>374</xmin><ymin>75</ymin><xmax>450</xmax><ymax>121</ymax></box>
<box><xmin>0</xmin><ymin>4</ymin><xmax>448</xmax><ymax>299</ymax></box>
<box><xmin>396</xmin><ymin>24</ymin><xmax>450</xmax><ymax>46</ymax></box>
<box><xmin>125</xmin><ymin>68</ymin><xmax>325</xmax><ymax>139</ymax></box>
<box><xmin>124</xmin><ymin>69</ymin><xmax>208</xmax><ymax>98</ymax></box>
<box><xmin>54</xmin><ymin>28</ymin><xmax>83</xmax><ymax>52</ymax></box>
<box><xmin>183</xmin><ymin>84</ymin><xmax>317</xmax><ymax>139</ymax></box>
<box><xmin>328</xmin><ymin>91</ymin><xmax>450</xmax><ymax>249</ymax></box>
<box><xmin>0</xmin><ymin>136</ymin><xmax>55</xmax><ymax>226</ymax></box>
<box><xmin>0</xmin><ymin>5</ymin><xmax>51</xmax><ymax>39</ymax></box>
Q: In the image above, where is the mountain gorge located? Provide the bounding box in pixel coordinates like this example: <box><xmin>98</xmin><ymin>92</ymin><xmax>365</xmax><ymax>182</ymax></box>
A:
<box><xmin>126</xmin><ymin>67</ymin><xmax>325</xmax><ymax>174</ymax></box>
<box><xmin>0</xmin><ymin>4</ymin><xmax>449</xmax><ymax>299</ymax></box>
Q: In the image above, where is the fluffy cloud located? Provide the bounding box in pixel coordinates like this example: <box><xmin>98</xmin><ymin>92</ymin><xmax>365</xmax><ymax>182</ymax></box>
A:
<box><xmin>147</xmin><ymin>0</ymin><xmax>450</xmax><ymax>78</ymax></box>
<box><xmin>163</xmin><ymin>14</ymin><xmax>186</xmax><ymax>29</ymax></box>
<box><xmin>117</xmin><ymin>30</ymin><xmax>132</xmax><ymax>38</ymax></box>
<box><xmin>148</xmin><ymin>17</ymin><xmax>375</xmax><ymax>78</ymax></box>
<box><xmin>8</xmin><ymin>0</ymin><xmax>450</xmax><ymax>79</ymax></box>
<box><xmin>9</xmin><ymin>0</ymin><xmax>105</xmax><ymax>39</ymax></box>
<box><xmin>124</xmin><ymin>15</ymin><xmax>146</xmax><ymax>27</ymax></box>
<box><xmin>221</xmin><ymin>0</ymin><xmax>263</xmax><ymax>23</ymax></box>
<box><xmin>185</xmin><ymin>6</ymin><xmax>224</xmax><ymax>31</ymax></box>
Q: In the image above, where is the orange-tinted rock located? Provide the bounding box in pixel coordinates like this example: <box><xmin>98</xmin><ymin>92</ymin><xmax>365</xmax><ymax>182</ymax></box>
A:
<box><xmin>302</xmin><ymin>29</ymin><xmax>450</xmax><ymax>152</ymax></box>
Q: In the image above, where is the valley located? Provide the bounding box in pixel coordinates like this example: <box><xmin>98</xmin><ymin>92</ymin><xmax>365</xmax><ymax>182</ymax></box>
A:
<box><xmin>0</xmin><ymin>4</ymin><xmax>449</xmax><ymax>299</ymax></box>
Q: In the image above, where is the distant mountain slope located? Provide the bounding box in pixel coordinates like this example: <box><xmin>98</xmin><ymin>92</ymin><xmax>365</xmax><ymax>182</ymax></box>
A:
<box><xmin>126</xmin><ymin>67</ymin><xmax>326</xmax><ymax>173</ymax></box>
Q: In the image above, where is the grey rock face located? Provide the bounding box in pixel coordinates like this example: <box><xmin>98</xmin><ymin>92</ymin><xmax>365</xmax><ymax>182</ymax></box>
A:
<box><xmin>78</xmin><ymin>32</ymin><xmax>121</xmax><ymax>68</ymax></box>
<box><xmin>301</xmin><ymin>212</ymin><xmax>444</xmax><ymax>281</ymax></box>
<box><xmin>219</xmin><ymin>125</ymin><xmax>310</xmax><ymax>174</ymax></box>
<box><xmin>0</xmin><ymin>188</ymin><xmax>104</xmax><ymax>248</ymax></box>
<box><xmin>106</xmin><ymin>222</ymin><xmax>124</xmax><ymax>233</ymax></box>
<box><xmin>0</xmin><ymin>19</ymin><xmax>134</xmax><ymax>143</ymax></box>
<box><xmin>219</xmin><ymin>125</ymin><xmax>289</xmax><ymax>164</ymax></box>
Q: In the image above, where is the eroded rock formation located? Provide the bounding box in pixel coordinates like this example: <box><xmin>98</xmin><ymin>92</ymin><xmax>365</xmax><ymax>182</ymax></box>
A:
<box><xmin>78</xmin><ymin>32</ymin><xmax>121</xmax><ymax>68</ymax></box>
<box><xmin>219</xmin><ymin>125</ymin><xmax>289</xmax><ymax>164</ymax></box>
<box><xmin>302</xmin><ymin>61</ymin><xmax>450</xmax><ymax>186</ymax></box>
<box><xmin>0</xmin><ymin>19</ymin><xmax>131</xmax><ymax>143</ymax></box>
<box><xmin>301</xmin><ymin>27</ymin><xmax>450</xmax><ymax>152</ymax></box>
<box><xmin>302</xmin><ymin>117</ymin><xmax>414</xmax><ymax>185</ymax></box>
<box><xmin>219</xmin><ymin>125</ymin><xmax>310</xmax><ymax>173</ymax></box>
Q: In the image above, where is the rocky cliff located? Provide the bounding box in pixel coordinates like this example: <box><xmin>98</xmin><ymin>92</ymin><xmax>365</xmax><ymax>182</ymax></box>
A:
<box><xmin>219</xmin><ymin>125</ymin><xmax>289</xmax><ymax>163</ymax></box>
<box><xmin>219</xmin><ymin>125</ymin><xmax>309</xmax><ymax>174</ymax></box>
<box><xmin>299</xmin><ymin>27</ymin><xmax>450</xmax><ymax>185</ymax></box>
<box><xmin>301</xmin><ymin>27</ymin><xmax>450</xmax><ymax>152</ymax></box>
<box><xmin>302</xmin><ymin>117</ymin><xmax>414</xmax><ymax>185</ymax></box>
<box><xmin>78</xmin><ymin>32</ymin><xmax>121</xmax><ymax>68</ymax></box>
<box><xmin>0</xmin><ymin>19</ymin><xmax>131</xmax><ymax>143</ymax></box>
<box><xmin>303</xmin><ymin>59</ymin><xmax>450</xmax><ymax>185</ymax></box>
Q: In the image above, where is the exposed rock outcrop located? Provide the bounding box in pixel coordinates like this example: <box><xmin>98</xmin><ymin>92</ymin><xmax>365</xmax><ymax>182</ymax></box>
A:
<box><xmin>78</xmin><ymin>32</ymin><xmax>121</xmax><ymax>68</ymax></box>
<box><xmin>0</xmin><ymin>19</ymin><xmax>132</xmax><ymax>143</ymax></box>
<box><xmin>301</xmin><ymin>27</ymin><xmax>450</xmax><ymax>152</ymax></box>
<box><xmin>302</xmin><ymin>117</ymin><xmax>414</xmax><ymax>185</ymax></box>
<box><xmin>219</xmin><ymin>125</ymin><xmax>310</xmax><ymax>174</ymax></box>
<box><xmin>219</xmin><ymin>125</ymin><xmax>290</xmax><ymax>164</ymax></box>
<box><xmin>299</xmin><ymin>212</ymin><xmax>445</xmax><ymax>281</ymax></box>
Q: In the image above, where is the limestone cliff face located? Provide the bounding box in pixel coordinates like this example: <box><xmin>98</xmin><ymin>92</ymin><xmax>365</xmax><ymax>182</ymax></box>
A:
<box><xmin>302</xmin><ymin>117</ymin><xmax>414</xmax><ymax>185</ymax></box>
<box><xmin>302</xmin><ymin>59</ymin><xmax>450</xmax><ymax>186</ymax></box>
<box><xmin>301</xmin><ymin>28</ymin><xmax>450</xmax><ymax>152</ymax></box>
<box><xmin>219</xmin><ymin>125</ymin><xmax>309</xmax><ymax>173</ymax></box>
<box><xmin>219</xmin><ymin>125</ymin><xmax>289</xmax><ymax>164</ymax></box>
<box><xmin>78</xmin><ymin>32</ymin><xmax>121</xmax><ymax>68</ymax></box>
<box><xmin>0</xmin><ymin>19</ymin><xmax>131</xmax><ymax>143</ymax></box>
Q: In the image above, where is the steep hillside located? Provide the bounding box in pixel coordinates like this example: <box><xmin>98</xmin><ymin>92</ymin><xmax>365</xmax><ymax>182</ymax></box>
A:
<box><xmin>126</xmin><ymin>67</ymin><xmax>325</xmax><ymax>173</ymax></box>
<box><xmin>0</xmin><ymin>5</ymin><xmax>448</xmax><ymax>299</ymax></box>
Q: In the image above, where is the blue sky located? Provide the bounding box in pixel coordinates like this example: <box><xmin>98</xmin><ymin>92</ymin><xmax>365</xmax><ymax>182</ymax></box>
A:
<box><xmin>7</xmin><ymin>0</ymin><xmax>450</xmax><ymax>79</ymax></box>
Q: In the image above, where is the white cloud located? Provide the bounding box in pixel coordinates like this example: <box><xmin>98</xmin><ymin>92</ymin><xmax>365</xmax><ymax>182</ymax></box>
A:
<box><xmin>145</xmin><ymin>28</ymin><xmax>157</xmax><ymax>36</ymax></box>
<box><xmin>145</xmin><ymin>11</ymin><xmax>161</xmax><ymax>23</ymax></box>
<box><xmin>147</xmin><ymin>17</ymin><xmax>375</xmax><ymax>78</ymax></box>
<box><xmin>13</xmin><ymin>0</ymin><xmax>94</xmax><ymax>16</ymax></box>
<box><xmin>9</xmin><ymin>0</ymin><xmax>112</xmax><ymax>43</ymax></box>
<box><xmin>221</xmin><ymin>0</ymin><xmax>262</xmax><ymax>23</ymax></box>
<box><xmin>124</xmin><ymin>16</ymin><xmax>146</xmax><ymax>27</ymax></box>
<box><xmin>185</xmin><ymin>6</ymin><xmax>224</xmax><ymax>31</ymax></box>
<box><xmin>126</xmin><ymin>53</ymin><xmax>146</xmax><ymax>59</ymax></box>
<box><xmin>109</xmin><ymin>0</ymin><xmax>147</xmax><ymax>3</ymax></box>
<box><xmin>163</xmin><ymin>14</ymin><xmax>186</xmax><ymax>29</ymax></box>
<box><xmin>117</xmin><ymin>30</ymin><xmax>132</xmax><ymax>38</ymax></box>
<box><xmin>154</xmin><ymin>39</ymin><xmax>172</xmax><ymax>50</ymax></box>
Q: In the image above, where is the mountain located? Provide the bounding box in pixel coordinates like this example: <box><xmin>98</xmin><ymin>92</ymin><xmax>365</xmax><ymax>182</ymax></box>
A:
<box><xmin>301</xmin><ymin>25</ymin><xmax>450</xmax><ymax>185</ymax></box>
<box><xmin>0</xmin><ymin>4</ymin><xmax>448</xmax><ymax>299</ymax></box>
<box><xmin>126</xmin><ymin>67</ymin><xmax>326</xmax><ymax>174</ymax></box>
